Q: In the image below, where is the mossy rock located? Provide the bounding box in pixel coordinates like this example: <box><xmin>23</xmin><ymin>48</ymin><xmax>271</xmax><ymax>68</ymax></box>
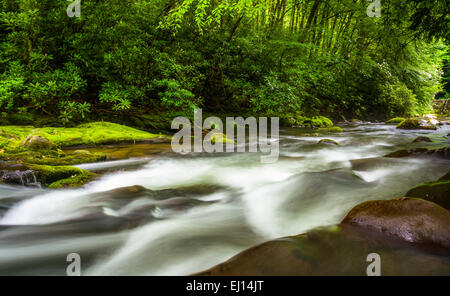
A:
<box><xmin>0</xmin><ymin>150</ymin><xmax>106</xmax><ymax>166</ymax></box>
<box><xmin>406</xmin><ymin>179</ymin><xmax>450</xmax><ymax>211</ymax></box>
<box><xmin>21</xmin><ymin>134</ymin><xmax>56</xmax><ymax>150</ymax></box>
<box><xmin>296</xmin><ymin>116</ymin><xmax>334</xmax><ymax>128</ymax></box>
<box><xmin>386</xmin><ymin>117</ymin><xmax>405</xmax><ymax>125</ymax></box>
<box><xmin>29</xmin><ymin>164</ymin><xmax>96</xmax><ymax>189</ymax></box>
<box><xmin>317</xmin><ymin>126</ymin><xmax>343</xmax><ymax>133</ymax></box>
<box><xmin>397</xmin><ymin>118</ymin><xmax>437</xmax><ymax>130</ymax></box>
<box><xmin>0</xmin><ymin>122</ymin><xmax>167</xmax><ymax>150</ymax></box>
<box><xmin>412</xmin><ymin>136</ymin><xmax>432</xmax><ymax>143</ymax></box>
<box><xmin>318</xmin><ymin>139</ymin><xmax>339</xmax><ymax>146</ymax></box>
<box><xmin>208</xmin><ymin>132</ymin><xmax>235</xmax><ymax>144</ymax></box>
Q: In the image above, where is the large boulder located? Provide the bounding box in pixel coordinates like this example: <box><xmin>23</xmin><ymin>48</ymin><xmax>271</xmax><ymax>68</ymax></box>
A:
<box><xmin>21</xmin><ymin>134</ymin><xmax>55</xmax><ymax>150</ymax></box>
<box><xmin>341</xmin><ymin>199</ymin><xmax>450</xmax><ymax>249</ymax></box>
<box><xmin>196</xmin><ymin>224</ymin><xmax>450</xmax><ymax>276</ymax></box>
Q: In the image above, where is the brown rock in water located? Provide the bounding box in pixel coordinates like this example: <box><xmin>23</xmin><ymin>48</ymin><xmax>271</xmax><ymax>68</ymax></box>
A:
<box><xmin>21</xmin><ymin>134</ymin><xmax>55</xmax><ymax>150</ymax></box>
<box><xmin>384</xmin><ymin>146</ymin><xmax>450</xmax><ymax>159</ymax></box>
<box><xmin>341</xmin><ymin>199</ymin><xmax>450</xmax><ymax>249</ymax></box>
<box><xmin>196</xmin><ymin>224</ymin><xmax>450</xmax><ymax>276</ymax></box>
<box><xmin>412</xmin><ymin>136</ymin><xmax>432</xmax><ymax>143</ymax></box>
<box><xmin>438</xmin><ymin>172</ymin><xmax>450</xmax><ymax>181</ymax></box>
<box><xmin>317</xmin><ymin>139</ymin><xmax>339</xmax><ymax>146</ymax></box>
<box><xmin>350</xmin><ymin>157</ymin><xmax>403</xmax><ymax>171</ymax></box>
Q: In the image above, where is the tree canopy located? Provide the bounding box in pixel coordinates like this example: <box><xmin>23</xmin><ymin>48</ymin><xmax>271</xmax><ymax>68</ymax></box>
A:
<box><xmin>0</xmin><ymin>0</ymin><xmax>448</xmax><ymax>125</ymax></box>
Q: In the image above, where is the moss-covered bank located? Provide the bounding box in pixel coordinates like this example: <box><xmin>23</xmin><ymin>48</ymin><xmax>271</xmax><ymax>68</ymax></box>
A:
<box><xmin>0</xmin><ymin>122</ymin><xmax>167</xmax><ymax>188</ymax></box>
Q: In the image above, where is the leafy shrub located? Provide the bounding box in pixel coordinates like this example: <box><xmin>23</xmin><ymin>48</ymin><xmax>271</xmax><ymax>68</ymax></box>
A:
<box><xmin>58</xmin><ymin>101</ymin><xmax>91</xmax><ymax>125</ymax></box>
<box><xmin>378</xmin><ymin>83</ymin><xmax>417</xmax><ymax>117</ymax></box>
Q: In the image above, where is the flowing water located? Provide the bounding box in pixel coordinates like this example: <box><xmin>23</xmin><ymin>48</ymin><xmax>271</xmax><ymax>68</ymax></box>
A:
<box><xmin>0</xmin><ymin>123</ymin><xmax>449</xmax><ymax>275</ymax></box>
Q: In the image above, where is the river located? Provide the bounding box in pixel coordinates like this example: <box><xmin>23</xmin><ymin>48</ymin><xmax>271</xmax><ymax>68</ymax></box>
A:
<box><xmin>0</xmin><ymin>123</ymin><xmax>449</xmax><ymax>275</ymax></box>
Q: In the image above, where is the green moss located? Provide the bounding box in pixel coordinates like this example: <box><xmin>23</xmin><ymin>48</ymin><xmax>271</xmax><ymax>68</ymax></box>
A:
<box><xmin>0</xmin><ymin>122</ymin><xmax>167</xmax><ymax>151</ymax></box>
<box><xmin>406</xmin><ymin>180</ymin><xmax>450</xmax><ymax>210</ymax></box>
<box><xmin>311</xmin><ymin>116</ymin><xmax>334</xmax><ymax>128</ymax></box>
<box><xmin>397</xmin><ymin>118</ymin><xmax>437</xmax><ymax>130</ymax></box>
<box><xmin>209</xmin><ymin>132</ymin><xmax>236</xmax><ymax>144</ymax></box>
<box><xmin>317</xmin><ymin>126</ymin><xmax>343</xmax><ymax>133</ymax></box>
<box><xmin>48</xmin><ymin>170</ymin><xmax>96</xmax><ymax>189</ymax></box>
<box><xmin>386</xmin><ymin>117</ymin><xmax>406</xmax><ymax>124</ymax></box>
<box><xmin>0</xmin><ymin>149</ymin><xmax>106</xmax><ymax>166</ymax></box>
<box><xmin>28</xmin><ymin>164</ymin><xmax>96</xmax><ymax>188</ymax></box>
<box><xmin>296</xmin><ymin>116</ymin><xmax>334</xmax><ymax>128</ymax></box>
<box><xmin>318</xmin><ymin>139</ymin><xmax>340</xmax><ymax>146</ymax></box>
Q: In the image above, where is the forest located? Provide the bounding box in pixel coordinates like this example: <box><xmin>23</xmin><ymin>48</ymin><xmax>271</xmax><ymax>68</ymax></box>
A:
<box><xmin>1</xmin><ymin>0</ymin><xmax>449</xmax><ymax>128</ymax></box>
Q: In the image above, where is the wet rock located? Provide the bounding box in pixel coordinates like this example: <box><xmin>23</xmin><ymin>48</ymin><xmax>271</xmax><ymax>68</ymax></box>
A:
<box><xmin>0</xmin><ymin>169</ymin><xmax>37</xmax><ymax>186</ymax></box>
<box><xmin>438</xmin><ymin>172</ymin><xmax>450</xmax><ymax>181</ymax></box>
<box><xmin>317</xmin><ymin>139</ymin><xmax>339</xmax><ymax>146</ymax></box>
<box><xmin>317</xmin><ymin>127</ymin><xmax>343</xmax><ymax>133</ymax></box>
<box><xmin>384</xmin><ymin>146</ymin><xmax>450</xmax><ymax>159</ymax></box>
<box><xmin>405</xmin><ymin>173</ymin><xmax>450</xmax><ymax>211</ymax></box>
<box><xmin>21</xmin><ymin>134</ymin><xmax>55</xmax><ymax>150</ymax></box>
<box><xmin>91</xmin><ymin>184</ymin><xmax>225</xmax><ymax>211</ymax></box>
<box><xmin>0</xmin><ymin>162</ymin><xmax>38</xmax><ymax>186</ymax></box>
<box><xmin>93</xmin><ymin>184</ymin><xmax>226</xmax><ymax>203</ymax></box>
<box><xmin>196</xmin><ymin>224</ymin><xmax>450</xmax><ymax>276</ymax></box>
<box><xmin>412</xmin><ymin>136</ymin><xmax>432</xmax><ymax>143</ymax></box>
<box><xmin>341</xmin><ymin>199</ymin><xmax>450</xmax><ymax>249</ymax></box>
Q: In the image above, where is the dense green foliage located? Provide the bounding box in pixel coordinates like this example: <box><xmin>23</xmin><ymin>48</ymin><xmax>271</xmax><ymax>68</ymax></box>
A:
<box><xmin>0</xmin><ymin>0</ymin><xmax>448</xmax><ymax>125</ymax></box>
